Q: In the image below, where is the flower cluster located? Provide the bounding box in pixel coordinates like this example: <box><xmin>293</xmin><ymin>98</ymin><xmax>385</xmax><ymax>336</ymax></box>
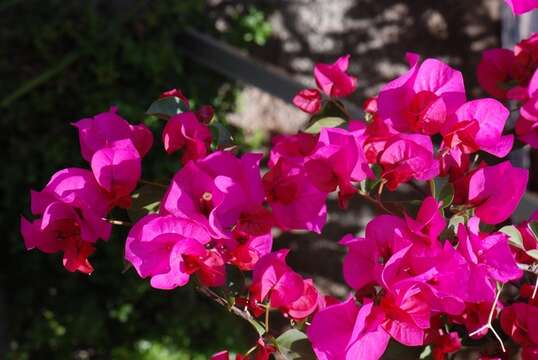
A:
<box><xmin>478</xmin><ymin>32</ymin><xmax>538</xmax><ymax>148</ymax></box>
<box><xmin>21</xmin><ymin>5</ymin><xmax>538</xmax><ymax>357</ymax></box>
<box><xmin>21</xmin><ymin>108</ymin><xmax>153</xmax><ymax>273</ymax></box>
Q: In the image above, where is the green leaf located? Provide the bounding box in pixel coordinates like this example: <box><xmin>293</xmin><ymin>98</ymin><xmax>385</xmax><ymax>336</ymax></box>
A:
<box><xmin>527</xmin><ymin>249</ymin><xmax>538</xmax><ymax>261</ymax></box>
<box><xmin>247</xmin><ymin>318</ymin><xmax>266</xmax><ymax>337</ymax></box>
<box><xmin>146</xmin><ymin>96</ymin><xmax>188</xmax><ymax>120</ymax></box>
<box><xmin>276</xmin><ymin>329</ymin><xmax>316</xmax><ymax>360</ymax></box>
<box><xmin>428</xmin><ymin>179</ymin><xmax>436</xmax><ymax>198</ymax></box>
<box><xmin>127</xmin><ymin>184</ymin><xmax>165</xmax><ymax>222</ymax></box>
<box><xmin>209</xmin><ymin>122</ymin><xmax>234</xmax><ymax>150</ymax></box>
<box><xmin>438</xmin><ymin>183</ymin><xmax>454</xmax><ymax>209</ymax></box>
<box><xmin>448</xmin><ymin>215</ymin><xmax>465</xmax><ymax>232</ymax></box>
<box><xmin>528</xmin><ymin>221</ymin><xmax>538</xmax><ymax>242</ymax></box>
<box><xmin>419</xmin><ymin>345</ymin><xmax>432</xmax><ymax>359</ymax></box>
<box><xmin>303</xmin><ymin>100</ymin><xmax>348</xmax><ymax>134</ymax></box>
<box><xmin>360</xmin><ymin>164</ymin><xmax>383</xmax><ymax>194</ymax></box>
<box><xmin>429</xmin><ymin>177</ymin><xmax>453</xmax><ymax>208</ymax></box>
<box><xmin>499</xmin><ymin>225</ymin><xmax>524</xmax><ymax>250</ymax></box>
<box><xmin>304</xmin><ymin>117</ymin><xmax>346</xmax><ymax>134</ymax></box>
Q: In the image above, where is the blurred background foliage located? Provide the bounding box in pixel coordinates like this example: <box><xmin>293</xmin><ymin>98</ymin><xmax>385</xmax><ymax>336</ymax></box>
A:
<box><xmin>1</xmin><ymin>0</ymin><xmax>271</xmax><ymax>358</ymax></box>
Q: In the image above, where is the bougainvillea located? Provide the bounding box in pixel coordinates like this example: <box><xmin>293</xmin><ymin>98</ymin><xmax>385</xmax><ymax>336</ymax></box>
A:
<box><xmin>20</xmin><ymin>3</ymin><xmax>538</xmax><ymax>359</ymax></box>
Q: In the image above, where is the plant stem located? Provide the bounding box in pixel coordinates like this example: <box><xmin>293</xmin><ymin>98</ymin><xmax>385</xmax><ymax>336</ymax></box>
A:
<box><xmin>409</xmin><ymin>181</ymin><xmax>427</xmax><ymax>196</ymax></box>
<box><xmin>105</xmin><ymin>218</ymin><xmax>132</xmax><ymax>226</ymax></box>
<box><xmin>331</xmin><ymin>100</ymin><xmax>352</xmax><ymax>120</ymax></box>
<box><xmin>264</xmin><ymin>301</ymin><xmax>271</xmax><ymax>334</ymax></box>
<box><xmin>357</xmin><ymin>191</ymin><xmax>396</xmax><ymax>215</ymax></box>
<box><xmin>468</xmin><ymin>284</ymin><xmax>506</xmax><ymax>353</ymax></box>
<box><xmin>139</xmin><ymin>179</ymin><xmax>168</xmax><ymax>189</ymax></box>
<box><xmin>196</xmin><ymin>286</ymin><xmax>264</xmax><ymax>334</ymax></box>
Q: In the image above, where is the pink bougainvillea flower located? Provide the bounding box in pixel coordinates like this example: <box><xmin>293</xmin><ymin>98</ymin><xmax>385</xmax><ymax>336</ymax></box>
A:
<box><xmin>21</xmin><ymin>168</ymin><xmax>112</xmax><ymax>273</ymax></box>
<box><xmin>341</xmin><ymin>234</ymin><xmax>383</xmax><ymax>291</ymax></box>
<box><xmin>517</xmin><ymin>69</ymin><xmax>538</xmax><ymax>148</ymax></box>
<box><xmin>452</xmin><ymin>301</ymin><xmax>500</xmax><ymax>339</ymax></box>
<box><xmin>477</xmin><ymin>49</ymin><xmax>516</xmax><ymax>99</ymax></box>
<box><xmin>211</xmin><ymin>351</ymin><xmax>231</xmax><ymax>360</ymax></box>
<box><xmin>404</xmin><ymin>196</ymin><xmax>446</xmax><ymax>245</ymax></box>
<box><xmin>378</xmin><ymin>57</ymin><xmax>466</xmax><ymax>135</ymax></box>
<box><xmin>459</xmin><ymin>217</ymin><xmax>523</xmax><ymax>282</ymax></box>
<box><xmin>162</xmin><ymin>151</ymin><xmax>267</xmax><ymax>245</ymax></box>
<box><xmin>305</xmin><ymin>127</ymin><xmax>373</xmax><ymax>207</ymax></box>
<box><xmin>90</xmin><ymin>139</ymin><xmax>141</xmax><ymax>208</ymax></box>
<box><xmin>341</xmin><ymin>215</ymin><xmax>411</xmax><ymax>291</ymax></box>
<box><xmin>457</xmin><ymin>217</ymin><xmax>522</xmax><ymax>301</ymax></box>
<box><xmin>229</xmin><ymin>232</ymin><xmax>273</xmax><ymax>271</ymax></box>
<box><xmin>73</xmin><ymin>107</ymin><xmax>153</xmax><ymax>162</ymax></box>
<box><xmin>292</xmin><ymin>88</ymin><xmax>322</xmax><ymax>114</ymax></box>
<box><xmin>263</xmin><ymin>159</ymin><xmax>327</xmax><ymax>233</ymax></box>
<box><xmin>197</xmin><ymin>151</ymin><xmax>267</xmax><ymax>240</ymax></box>
<box><xmin>314</xmin><ymin>54</ymin><xmax>358</xmax><ymax>98</ymax></box>
<box><xmin>161</xmin><ymin>159</ymin><xmax>225</xmax><ymax>237</ymax></box>
<box><xmin>513</xmin><ymin>211</ymin><xmax>538</xmax><ymax>264</ymax></box>
<box><xmin>124</xmin><ymin>214</ymin><xmax>224</xmax><ymax>289</ymax></box>
<box><xmin>378</xmin><ymin>133</ymin><xmax>439</xmax><ymax>190</ymax></box>
<box><xmin>514</xmin><ymin>33</ymin><xmax>538</xmax><ymax>85</ymax></box>
<box><xmin>379</xmin><ymin>283</ymin><xmax>431</xmax><ymax>346</ymax></box>
<box><xmin>439</xmin><ymin>146</ymin><xmax>470</xmax><ymax>180</ymax></box>
<box><xmin>360</xmin><ymin>120</ymin><xmax>399</xmax><ymax>165</ymax></box>
<box><xmin>21</xmin><ymin>201</ymin><xmax>107</xmax><ymax>274</ymax></box>
<box><xmin>251</xmin><ymin>249</ymin><xmax>305</xmax><ymax>308</ymax></box>
<box><xmin>516</xmin><ymin>115</ymin><xmax>538</xmax><ymax>148</ymax></box>
<box><xmin>505</xmin><ymin>0</ymin><xmax>538</xmax><ymax>15</ymax></box>
<box><xmin>195</xmin><ymin>104</ymin><xmax>214</xmax><ymax>123</ymax></box>
<box><xmin>431</xmin><ymin>331</ymin><xmax>462</xmax><ymax>360</ymax></box>
<box><xmin>30</xmin><ymin>167</ymin><xmax>111</xmax><ymax>217</ymax></box>
<box><xmin>308</xmin><ymin>298</ymin><xmax>390</xmax><ymax>360</ymax></box>
<box><xmin>162</xmin><ymin>111</ymin><xmax>212</xmax><ymax>164</ymax></box>
<box><xmin>269</xmin><ymin>132</ymin><xmax>318</xmax><ymax>167</ymax></box>
<box><xmin>441</xmin><ymin>98</ymin><xmax>513</xmax><ymax>158</ymax></box>
<box><xmin>384</xmin><ymin>242</ymin><xmax>470</xmax><ymax>316</ymax></box>
<box><xmin>501</xmin><ymin>303</ymin><xmax>538</xmax><ymax>358</ymax></box>
<box><xmin>284</xmin><ymin>278</ymin><xmax>320</xmax><ymax>320</ymax></box>
<box><xmin>467</xmin><ymin>161</ymin><xmax>528</xmax><ymax>224</ymax></box>
<box><xmin>159</xmin><ymin>88</ymin><xmax>190</xmax><ymax>108</ymax></box>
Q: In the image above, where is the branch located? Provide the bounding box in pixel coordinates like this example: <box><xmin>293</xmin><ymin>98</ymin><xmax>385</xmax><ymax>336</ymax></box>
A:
<box><xmin>196</xmin><ymin>285</ymin><xmax>265</xmax><ymax>335</ymax></box>
<box><xmin>358</xmin><ymin>190</ymin><xmax>397</xmax><ymax>215</ymax></box>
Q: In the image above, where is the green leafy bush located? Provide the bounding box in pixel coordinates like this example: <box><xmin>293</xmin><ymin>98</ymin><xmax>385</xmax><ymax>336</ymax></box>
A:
<box><xmin>1</xmin><ymin>1</ymin><xmax>271</xmax><ymax>358</ymax></box>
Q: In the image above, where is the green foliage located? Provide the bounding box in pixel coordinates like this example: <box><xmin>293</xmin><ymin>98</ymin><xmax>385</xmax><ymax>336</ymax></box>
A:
<box><xmin>146</xmin><ymin>97</ymin><xmax>188</xmax><ymax>120</ymax></box>
<box><xmin>1</xmin><ymin>0</ymin><xmax>270</xmax><ymax>358</ymax></box>
<box><xmin>276</xmin><ymin>329</ymin><xmax>316</xmax><ymax>360</ymax></box>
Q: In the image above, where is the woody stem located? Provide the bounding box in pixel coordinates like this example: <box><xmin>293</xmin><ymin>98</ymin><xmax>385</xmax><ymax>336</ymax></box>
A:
<box><xmin>196</xmin><ymin>285</ymin><xmax>265</xmax><ymax>334</ymax></box>
<box><xmin>139</xmin><ymin>179</ymin><xmax>168</xmax><ymax>189</ymax></box>
<box><xmin>265</xmin><ymin>301</ymin><xmax>271</xmax><ymax>334</ymax></box>
<box><xmin>105</xmin><ymin>218</ymin><xmax>132</xmax><ymax>226</ymax></box>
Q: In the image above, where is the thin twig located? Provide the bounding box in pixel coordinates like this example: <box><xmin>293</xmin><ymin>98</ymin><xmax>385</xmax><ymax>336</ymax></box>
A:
<box><xmin>469</xmin><ymin>284</ymin><xmax>506</xmax><ymax>353</ymax></box>
<box><xmin>409</xmin><ymin>181</ymin><xmax>427</xmax><ymax>196</ymax></box>
<box><xmin>264</xmin><ymin>301</ymin><xmax>271</xmax><ymax>333</ymax></box>
<box><xmin>139</xmin><ymin>179</ymin><xmax>168</xmax><ymax>189</ymax></box>
<box><xmin>104</xmin><ymin>218</ymin><xmax>132</xmax><ymax>226</ymax></box>
<box><xmin>196</xmin><ymin>286</ymin><xmax>261</xmax><ymax>327</ymax></box>
<box><xmin>357</xmin><ymin>191</ymin><xmax>396</xmax><ymax>215</ymax></box>
<box><xmin>331</xmin><ymin>100</ymin><xmax>352</xmax><ymax>120</ymax></box>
